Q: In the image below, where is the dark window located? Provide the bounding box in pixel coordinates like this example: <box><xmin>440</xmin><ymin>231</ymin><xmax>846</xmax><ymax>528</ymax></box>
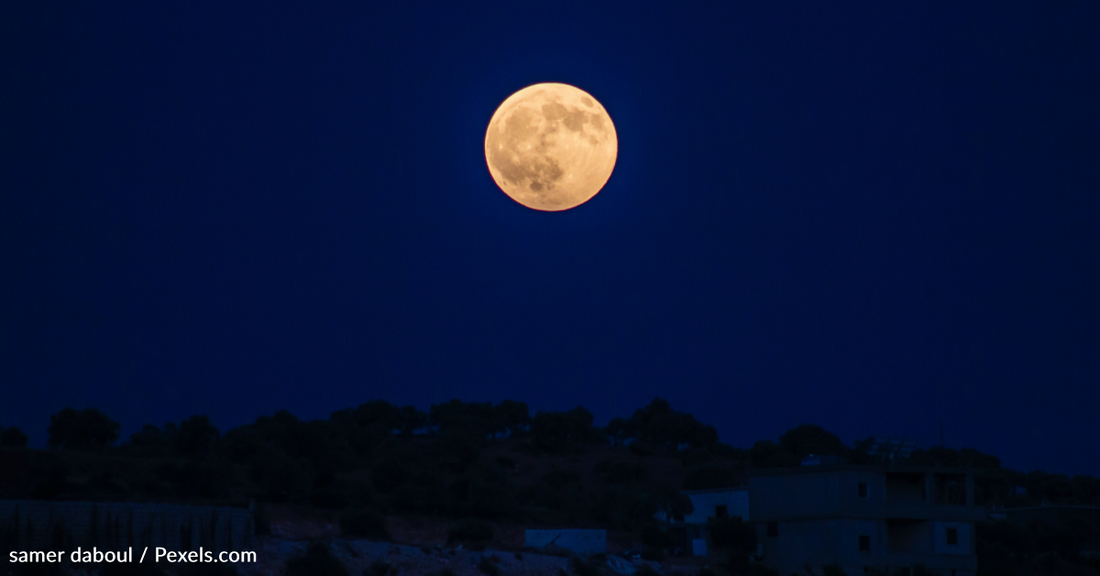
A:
<box><xmin>859</xmin><ymin>535</ymin><xmax>870</xmax><ymax>551</ymax></box>
<box><xmin>766</xmin><ymin>522</ymin><xmax>778</xmax><ymax>537</ymax></box>
<box><xmin>715</xmin><ymin>505</ymin><xmax>728</xmax><ymax>519</ymax></box>
<box><xmin>947</xmin><ymin>528</ymin><xmax>958</xmax><ymax>545</ymax></box>
<box><xmin>858</xmin><ymin>482</ymin><xmax>869</xmax><ymax>498</ymax></box>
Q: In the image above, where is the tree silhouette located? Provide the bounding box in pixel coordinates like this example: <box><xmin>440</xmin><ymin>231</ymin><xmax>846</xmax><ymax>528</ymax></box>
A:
<box><xmin>493</xmin><ymin>399</ymin><xmax>531</xmax><ymax>438</ymax></box>
<box><xmin>178</xmin><ymin>415</ymin><xmax>220</xmax><ymax>460</ymax></box>
<box><xmin>47</xmin><ymin>407</ymin><xmax>120</xmax><ymax>451</ymax></box>
<box><xmin>125</xmin><ymin>422</ymin><xmax>179</xmax><ymax>457</ymax></box>
<box><xmin>611</xmin><ymin>397</ymin><xmax>719</xmax><ymax>452</ymax></box>
<box><xmin>530</xmin><ymin>406</ymin><xmax>598</xmax><ymax>452</ymax></box>
<box><xmin>0</xmin><ymin>426</ymin><xmax>29</xmax><ymax>448</ymax></box>
<box><xmin>777</xmin><ymin>424</ymin><xmax>850</xmax><ymax>460</ymax></box>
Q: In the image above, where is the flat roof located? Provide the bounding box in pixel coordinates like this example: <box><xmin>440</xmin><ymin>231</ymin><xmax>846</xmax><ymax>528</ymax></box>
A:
<box><xmin>1000</xmin><ymin>505</ymin><xmax>1100</xmax><ymax>512</ymax></box>
<box><xmin>683</xmin><ymin>486</ymin><xmax>748</xmax><ymax>494</ymax></box>
<box><xmin>748</xmin><ymin>464</ymin><xmax>998</xmax><ymax>477</ymax></box>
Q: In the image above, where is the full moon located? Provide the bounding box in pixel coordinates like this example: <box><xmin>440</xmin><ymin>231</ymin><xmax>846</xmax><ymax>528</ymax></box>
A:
<box><xmin>485</xmin><ymin>83</ymin><xmax>617</xmax><ymax>211</ymax></box>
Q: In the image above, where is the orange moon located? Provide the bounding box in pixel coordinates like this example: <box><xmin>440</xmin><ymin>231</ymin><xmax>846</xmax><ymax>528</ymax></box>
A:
<box><xmin>484</xmin><ymin>83</ymin><xmax>617</xmax><ymax>211</ymax></box>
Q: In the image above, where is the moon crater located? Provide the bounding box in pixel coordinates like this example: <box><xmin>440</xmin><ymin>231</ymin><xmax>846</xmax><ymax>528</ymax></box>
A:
<box><xmin>485</xmin><ymin>83</ymin><xmax>617</xmax><ymax>211</ymax></box>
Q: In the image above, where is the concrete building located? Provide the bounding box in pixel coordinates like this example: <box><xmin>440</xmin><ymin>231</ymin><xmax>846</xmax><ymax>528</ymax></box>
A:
<box><xmin>749</xmin><ymin>464</ymin><xmax>985</xmax><ymax>576</ymax></box>
<box><xmin>652</xmin><ymin>487</ymin><xmax>749</xmax><ymax>557</ymax></box>
<box><xmin>655</xmin><ymin>487</ymin><xmax>750</xmax><ymax>524</ymax></box>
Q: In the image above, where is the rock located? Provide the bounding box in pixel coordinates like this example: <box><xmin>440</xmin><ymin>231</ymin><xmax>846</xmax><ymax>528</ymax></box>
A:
<box><xmin>606</xmin><ymin>555</ymin><xmax>637</xmax><ymax>575</ymax></box>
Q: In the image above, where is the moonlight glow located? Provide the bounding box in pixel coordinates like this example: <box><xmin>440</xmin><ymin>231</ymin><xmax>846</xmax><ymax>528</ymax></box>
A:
<box><xmin>485</xmin><ymin>83</ymin><xmax>618</xmax><ymax>211</ymax></box>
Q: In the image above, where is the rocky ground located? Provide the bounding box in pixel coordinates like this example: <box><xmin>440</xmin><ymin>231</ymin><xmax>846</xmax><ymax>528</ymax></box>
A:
<box><xmin>237</xmin><ymin>537</ymin><xmax>683</xmax><ymax>576</ymax></box>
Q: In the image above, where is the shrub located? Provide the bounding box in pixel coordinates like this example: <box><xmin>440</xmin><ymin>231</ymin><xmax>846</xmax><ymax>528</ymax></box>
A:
<box><xmin>286</xmin><ymin>542</ymin><xmax>349</xmax><ymax>576</ymax></box>
<box><xmin>0</xmin><ymin>426</ymin><xmax>29</xmax><ymax>448</ymax></box>
<box><xmin>178</xmin><ymin>564</ymin><xmax>238</xmax><ymax>576</ymax></box>
<box><xmin>641</xmin><ymin>524</ymin><xmax>674</xmax><ymax>548</ymax></box>
<box><xmin>448</xmin><ymin>518</ymin><xmax>494</xmax><ymax>544</ymax></box>
<box><xmin>368</xmin><ymin>560</ymin><xmax>393</xmax><ymax>576</ymax></box>
<box><xmin>95</xmin><ymin>563</ymin><xmax>168</xmax><ymax>576</ymax></box>
<box><xmin>636</xmin><ymin>565</ymin><xmax>660</xmax><ymax>576</ymax></box>
<box><xmin>341</xmin><ymin>509</ymin><xmax>391</xmax><ymax>540</ymax></box>
<box><xmin>478</xmin><ymin>557</ymin><xmax>502</xmax><ymax>576</ymax></box>
<box><xmin>682</xmin><ymin>465</ymin><xmax>738</xmax><ymax>491</ymax></box>
<box><xmin>253</xmin><ymin>503</ymin><xmax>271</xmax><ymax>536</ymax></box>
<box><xmin>570</xmin><ymin>555</ymin><xmax>601</xmax><ymax>576</ymax></box>
<box><xmin>821</xmin><ymin>564</ymin><xmax>846</xmax><ymax>576</ymax></box>
<box><xmin>47</xmin><ymin>407</ymin><xmax>120</xmax><ymax>451</ymax></box>
<box><xmin>707</xmin><ymin>516</ymin><xmax>755</xmax><ymax>555</ymax></box>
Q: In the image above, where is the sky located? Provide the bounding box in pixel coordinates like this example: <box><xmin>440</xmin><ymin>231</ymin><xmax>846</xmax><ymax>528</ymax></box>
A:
<box><xmin>2</xmin><ymin>3</ymin><xmax>1099</xmax><ymax>476</ymax></box>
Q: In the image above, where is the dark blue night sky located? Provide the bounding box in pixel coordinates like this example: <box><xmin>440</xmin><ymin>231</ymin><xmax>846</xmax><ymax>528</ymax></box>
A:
<box><xmin>2</xmin><ymin>3</ymin><xmax>1098</xmax><ymax>475</ymax></box>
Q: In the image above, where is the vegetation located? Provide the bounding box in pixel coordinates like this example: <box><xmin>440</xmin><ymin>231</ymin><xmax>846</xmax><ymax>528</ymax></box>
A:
<box><xmin>341</xmin><ymin>508</ymin><xmax>391</xmax><ymax>540</ymax></box>
<box><xmin>285</xmin><ymin>542</ymin><xmax>349</xmax><ymax>576</ymax></box>
<box><xmin>570</xmin><ymin>555</ymin><xmax>603</xmax><ymax>576</ymax></box>
<box><xmin>47</xmin><ymin>407</ymin><xmax>120</xmax><ymax>451</ymax></box>
<box><xmin>477</xmin><ymin>556</ymin><xmax>502</xmax><ymax>576</ymax></box>
<box><xmin>3</xmin><ymin>397</ymin><xmax>1100</xmax><ymax>575</ymax></box>
<box><xmin>0</xmin><ymin>426</ymin><xmax>28</xmax><ymax>448</ymax></box>
<box><xmin>447</xmin><ymin>518</ymin><xmax>494</xmax><ymax>544</ymax></box>
<box><xmin>369</xmin><ymin>559</ymin><xmax>394</xmax><ymax>576</ymax></box>
<box><xmin>707</xmin><ymin>516</ymin><xmax>755</xmax><ymax>557</ymax></box>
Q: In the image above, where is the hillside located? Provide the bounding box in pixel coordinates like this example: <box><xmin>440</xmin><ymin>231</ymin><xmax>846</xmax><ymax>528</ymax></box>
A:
<box><xmin>3</xmin><ymin>398</ymin><xmax>1100</xmax><ymax>576</ymax></box>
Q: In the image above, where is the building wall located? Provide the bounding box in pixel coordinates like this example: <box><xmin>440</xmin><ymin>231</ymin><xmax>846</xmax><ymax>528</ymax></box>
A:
<box><xmin>756</xmin><ymin>518</ymin><xmax>883</xmax><ymax>576</ymax></box>
<box><xmin>758</xmin><ymin>517</ymin><xmax>977</xmax><ymax>575</ymax></box>
<box><xmin>0</xmin><ymin>500</ymin><xmax>253</xmax><ymax>552</ymax></box>
<box><xmin>525</xmin><ymin>529</ymin><xmax>606</xmax><ymax>554</ymax></box>
<box><xmin>884</xmin><ymin>472</ymin><xmax>926</xmax><ymax>504</ymax></box>
<box><xmin>682</xmin><ymin>489</ymin><xmax>750</xmax><ymax>523</ymax></box>
<box><xmin>749</xmin><ymin>469</ymin><xmax>884</xmax><ymax>521</ymax></box>
<box><xmin>933</xmin><ymin>521</ymin><xmax>972</xmax><ymax>555</ymax></box>
<box><xmin>886</xmin><ymin>519</ymin><xmax>933</xmax><ymax>554</ymax></box>
<box><xmin>750</xmin><ymin>468</ymin><xmax>980</xmax><ymax>575</ymax></box>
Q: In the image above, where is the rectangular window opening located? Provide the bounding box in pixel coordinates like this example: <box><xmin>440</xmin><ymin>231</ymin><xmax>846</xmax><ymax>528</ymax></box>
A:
<box><xmin>715</xmin><ymin>505</ymin><xmax>728</xmax><ymax>519</ymax></box>
<box><xmin>766</xmin><ymin>522</ymin><xmax>778</xmax><ymax>538</ymax></box>
<box><xmin>946</xmin><ymin>527</ymin><xmax>958</xmax><ymax>545</ymax></box>
<box><xmin>858</xmin><ymin>482</ymin><xmax>869</xmax><ymax>499</ymax></box>
<box><xmin>858</xmin><ymin>534</ymin><xmax>871</xmax><ymax>552</ymax></box>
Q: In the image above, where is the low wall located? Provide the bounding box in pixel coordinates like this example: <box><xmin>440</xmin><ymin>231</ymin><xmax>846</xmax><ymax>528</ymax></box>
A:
<box><xmin>0</xmin><ymin>500</ymin><xmax>253</xmax><ymax>552</ymax></box>
<box><xmin>525</xmin><ymin>529</ymin><xmax>606</xmax><ymax>554</ymax></box>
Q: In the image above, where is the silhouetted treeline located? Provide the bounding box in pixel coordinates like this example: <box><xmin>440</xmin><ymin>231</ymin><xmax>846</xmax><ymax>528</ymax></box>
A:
<box><xmin>4</xmin><ymin>400</ymin><xmax>1100</xmax><ymax>574</ymax></box>
<box><xmin>3</xmin><ymin>401</ymin><xmax>1100</xmax><ymax>512</ymax></box>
